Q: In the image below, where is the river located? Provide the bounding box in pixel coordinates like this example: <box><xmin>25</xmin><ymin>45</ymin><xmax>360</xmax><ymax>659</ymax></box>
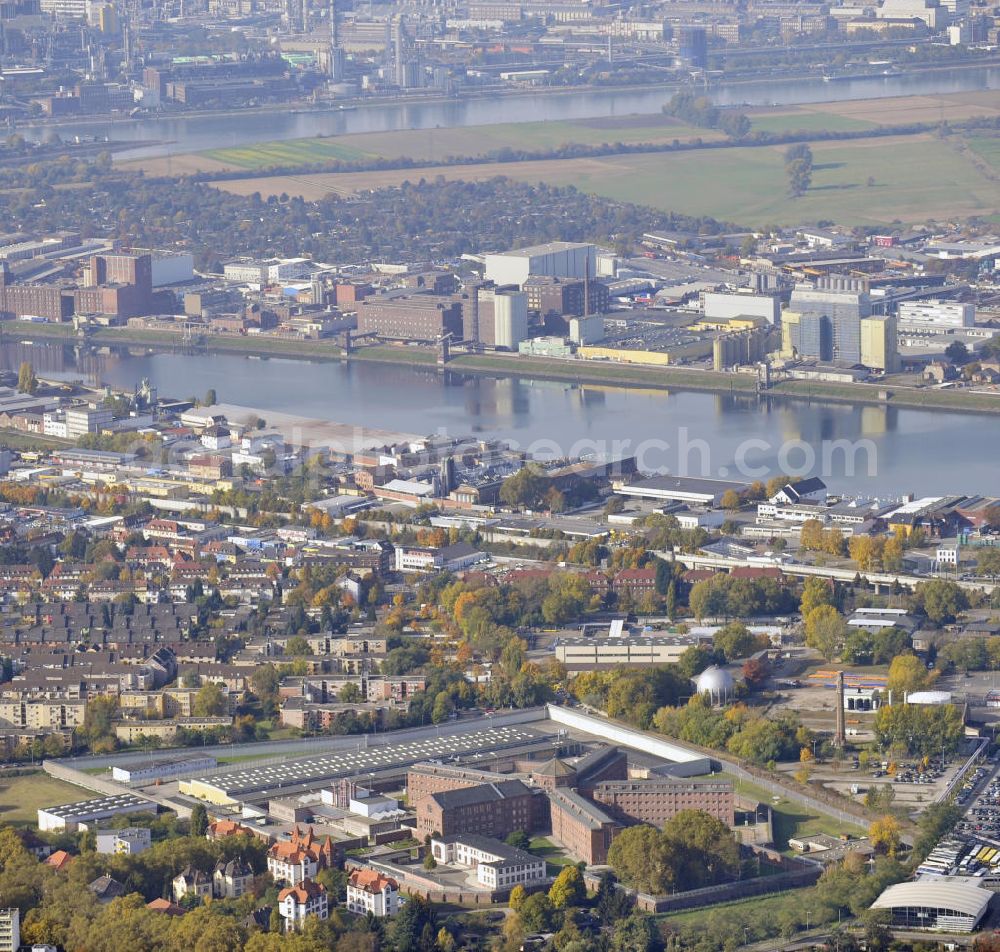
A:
<box><xmin>6</xmin><ymin>341</ymin><xmax>998</xmax><ymax>496</ymax></box>
<box><xmin>20</xmin><ymin>64</ymin><xmax>1000</xmax><ymax>160</ymax></box>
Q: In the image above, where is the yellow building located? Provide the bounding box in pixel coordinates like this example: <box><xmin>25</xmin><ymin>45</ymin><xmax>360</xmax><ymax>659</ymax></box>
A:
<box><xmin>691</xmin><ymin>316</ymin><xmax>766</xmax><ymax>333</ymax></box>
<box><xmin>579</xmin><ymin>346</ymin><xmax>672</xmax><ymax>366</ymax></box>
<box><xmin>780</xmin><ymin>311</ymin><xmax>801</xmax><ymax>358</ymax></box>
<box><xmin>860</xmin><ymin>315</ymin><xmax>899</xmax><ymax>373</ymax></box>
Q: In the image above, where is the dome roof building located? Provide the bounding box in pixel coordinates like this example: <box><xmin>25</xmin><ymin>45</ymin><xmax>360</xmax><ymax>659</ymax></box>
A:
<box><xmin>693</xmin><ymin>665</ymin><xmax>735</xmax><ymax>704</ymax></box>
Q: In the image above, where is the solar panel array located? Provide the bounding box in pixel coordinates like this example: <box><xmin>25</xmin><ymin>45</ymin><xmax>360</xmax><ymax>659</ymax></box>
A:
<box><xmin>193</xmin><ymin>726</ymin><xmax>544</xmax><ymax>799</ymax></box>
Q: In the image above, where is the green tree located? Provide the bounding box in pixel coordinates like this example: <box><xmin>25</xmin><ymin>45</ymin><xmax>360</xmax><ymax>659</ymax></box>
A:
<box><xmin>431</xmin><ymin>691</ymin><xmax>453</xmax><ymax>724</ymax></box>
<box><xmin>190</xmin><ymin>802</ymin><xmax>208</xmax><ymax>837</ymax></box>
<box><xmin>800</xmin><ymin>576</ymin><xmax>835</xmax><ymax>616</ymax></box>
<box><xmin>339</xmin><ymin>682</ymin><xmax>362</xmax><ymax>703</ymax></box>
<box><xmin>912</xmin><ymin>579</ymin><xmax>969</xmax><ymax>625</ymax></box>
<box><xmin>712</xmin><ymin>622</ymin><xmax>761</xmax><ymax>662</ymax></box>
<box><xmin>804</xmin><ymin>605</ymin><xmax>848</xmax><ymax>661</ymax></box>
<box><xmin>976</xmin><ymin>549</ymin><xmax>1000</xmax><ymax>577</ymax></box>
<box><xmin>886</xmin><ymin>653</ymin><xmax>935</xmax><ymax>696</ymax></box>
<box><xmin>17</xmin><ymin>361</ymin><xmax>38</xmax><ymax>395</ymax></box>
<box><xmin>499</xmin><ymin>465</ymin><xmax>548</xmax><ymax>510</ymax></box>
<box><xmin>945</xmin><ymin>341</ymin><xmax>969</xmax><ymax>364</ymax></box>
<box><xmin>192</xmin><ymin>682</ymin><xmax>227</xmax><ymax>717</ymax></box>
<box><xmin>505</xmin><ymin>831</ymin><xmax>531</xmax><ymax>850</ymax></box>
<box><xmin>203</xmin><ymin>388</ymin><xmax>218</xmax><ymax>406</ymax></box>
<box><xmin>610</xmin><ymin>913</ymin><xmax>660</xmax><ymax>952</ymax></box>
<box><xmin>518</xmin><ymin>892</ymin><xmax>554</xmax><ymax>932</ymax></box>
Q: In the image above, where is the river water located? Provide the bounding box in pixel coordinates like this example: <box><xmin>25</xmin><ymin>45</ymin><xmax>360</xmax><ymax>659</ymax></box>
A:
<box><xmin>7</xmin><ymin>341</ymin><xmax>998</xmax><ymax>496</ymax></box>
<box><xmin>20</xmin><ymin>65</ymin><xmax>1000</xmax><ymax>159</ymax></box>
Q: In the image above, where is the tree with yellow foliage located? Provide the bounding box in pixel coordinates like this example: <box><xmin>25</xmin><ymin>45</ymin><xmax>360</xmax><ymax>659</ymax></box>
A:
<box><xmin>868</xmin><ymin>815</ymin><xmax>901</xmax><ymax>856</ymax></box>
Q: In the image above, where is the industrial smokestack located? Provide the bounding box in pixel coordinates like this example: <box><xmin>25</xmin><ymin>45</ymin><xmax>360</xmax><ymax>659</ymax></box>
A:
<box><xmin>834</xmin><ymin>670</ymin><xmax>846</xmax><ymax>748</ymax></box>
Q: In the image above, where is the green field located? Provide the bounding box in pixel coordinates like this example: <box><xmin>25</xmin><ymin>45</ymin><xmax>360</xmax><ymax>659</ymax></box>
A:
<box><xmin>967</xmin><ymin>135</ymin><xmax>1000</xmax><ymax>172</ymax></box>
<box><xmin>560</xmin><ymin>135</ymin><xmax>999</xmax><ymax>225</ymax></box>
<box><xmin>0</xmin><ymin>771</ymin><xmax>90</xmax><ymax>827</ymax></box>
<box><xmin>198</xmin><ymin>116</ymin><xmax>717</xmax><ymax>171</ymax></box>
<box><xmin>219</xmin><ymin>130</ymin><xmax>1000</xmax><ymax>225</ymax></box>
<box><xmin>203</xmin><ymin>137</ymin><xmax>374</xmax><ymax>170</ymax></box>
<box><xmin>748</xmin><ymin>111</ymin><xmax>876</xmax><ymax>135</ymax></box>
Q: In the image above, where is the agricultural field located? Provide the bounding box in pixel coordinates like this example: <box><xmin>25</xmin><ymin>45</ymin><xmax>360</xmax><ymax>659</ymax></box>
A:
<box><xmin>123</xmin><ymin>115</ymin><xmax>721</xmax><ymax>175</ymax></box>
<box><xmin>201</xmin><ymin>136</ymin><xmax>374</xmax><ymax>170</ymax></box>
<box><xmin>216</xmin><ymin>132</ymin><xmax>1000</xmax><ymax>226</ymax></box>
<box><xmin>746</xmin><ymin>110</ymin><xmax>875</xmax><ymax>135</ymax></box>
<box><xmin>967</xmin><ymin>135</ymin><xmax>1000</xmax><ymax>173</ymax></box>
<box><xmin>0</xmin><ymin>771</ymin><xmax>89</xmax><ymax>827</ymax></box>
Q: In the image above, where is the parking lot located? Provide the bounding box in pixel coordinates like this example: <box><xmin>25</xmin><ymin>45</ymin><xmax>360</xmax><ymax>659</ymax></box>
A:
<box><xmin>916</xmin><ymin>758</ymin><xmax>1000</xmax><ymax>881</ymax></box>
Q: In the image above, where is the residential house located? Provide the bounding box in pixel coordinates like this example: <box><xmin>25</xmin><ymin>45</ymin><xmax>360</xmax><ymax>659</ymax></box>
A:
<box><xmin>172</xmin><ymin>865</ymin><xmax>212</xmax><ymax>903</ymax></box>
<box><xmin>213</xmin><ymin>857</ymin><xmax>254</xmax><ymax>899</ymax></box>
<box><xmin>346</xmin><ymin>869</ymin><xmax>399</xmax><ymax>918</ymax></box>
<box><xmin>278</xmin><ymin>879</ymin><xmax>329</xmax><ymax>932</ymax></box>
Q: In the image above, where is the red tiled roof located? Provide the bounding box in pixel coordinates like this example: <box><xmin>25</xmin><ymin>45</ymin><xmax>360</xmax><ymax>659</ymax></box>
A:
<box><xmin>348</xmin><ymin>869</ymin><xmax>398</xmax><ymax>893</ymax></box>
<box><xmin>279</xmin><ymin>879</ymin><xmax>326</xmax><ymax>902</ymax></box>
<box><xmin>45</xmin><ymin>850</ymin><xmax>73</xmax><ymax>871</ymax></box>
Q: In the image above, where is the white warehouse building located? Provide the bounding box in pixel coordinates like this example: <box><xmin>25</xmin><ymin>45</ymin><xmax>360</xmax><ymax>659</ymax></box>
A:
<box><xmin>703</xmin><ymin>291</ymin><xmax>780</xmax><ymax>325</ymax></box>
<box><xmin>483</xmin><ymin>241</ymin><xmax>595</xmax><ymax>288</ymax></box>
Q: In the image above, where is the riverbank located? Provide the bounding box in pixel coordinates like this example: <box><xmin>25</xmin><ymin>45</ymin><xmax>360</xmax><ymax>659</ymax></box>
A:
<box><xmin>27</xmin><ymin>52</ymin><xmax>1000</xmax><ymax>140</ymax></box>
<box><xmin>8</xmin><ymin>323</ymin><xmax>997</xmax><ymax>417</ymax></box>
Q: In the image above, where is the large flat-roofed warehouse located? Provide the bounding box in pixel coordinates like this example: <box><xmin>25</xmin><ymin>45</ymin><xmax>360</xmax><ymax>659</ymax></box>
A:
<box><xmin>871</xmin><ymin>876</ymin><xmax>992</xmax><ymax>933</ymax></box>
<box><xmin>612</xmin><ymin>475</ymin><xmax>746</xmax><ymax>507</ymax></box>
<box><xmin>38</xmin><ymin>793</ymin><xmax>152</xmax><ymax>832</ymax></box>
<box><xmin>112</xmin><ymin>754</ymin><xmax>218</xmax><ymax>786</ymax></box>
<box><xmin>179</xmin><ymin>727</ymin><xmax>559</xmax><ymax>806</ymax></box>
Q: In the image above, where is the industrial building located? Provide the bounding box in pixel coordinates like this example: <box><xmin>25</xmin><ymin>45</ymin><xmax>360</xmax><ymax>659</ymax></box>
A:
<box><xmin>788</xmin><ymin>277</ymin><xmax>872</xmax><ymax>363</ymax></box>
<box><xmin>524</xmin><ymin>275</ymin><xmax>610</xmax><ymax>321</ymax></box>
<box><xmin>554</xmin><ymin>636</ymin><xmax>703</xmax><ymax>669</ymax></box>
<box><xmin>355</xmin><ymin>292</ymin><xmax>463</xmax><ymax>342</ymax></box>
<box><xmin>37</xmin><ymin>793</ymin><xmax>152</xmax><ymax>832</ymax></box>
<box><xmin>612</xmin><ymin>475</ymin><xmax>746</xmax><ymax>506</ymax></box>
<box><xmin>897</xmin><ymin>300</ymin><xmax>976</xmax><ymax>333</ymax></box>
<box><xmin>463</xmin><ymin>286</ymin><xmax>529</xmax><ymax>350</ymax></box>
<box><xmin>702</xmin><ymin>291</ymin><xmax>780</xmax><ymax>325</ymax></box>
<box><xmin>112</xmin><ymin>754</ymin><xmax>219</xmax><ymax>786</ymax></box>
<box><xmin>178</xmin><ymin>726</ymin><xmax>560</xmax><ymax>806</ymax></box>
<box><xmin>860</xmin><ymin>315</ymin><xmax>899</xmax><ymax>372</ymax></box>
<box><xmin>483</xmin><ymin>241</ymin><xmax>596</xmax><ymax>288</ymax></box>
<box><xmin>712</xmin><ymin>325</ymin><xmax>772</xmax><ymax>371</ymax></box>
